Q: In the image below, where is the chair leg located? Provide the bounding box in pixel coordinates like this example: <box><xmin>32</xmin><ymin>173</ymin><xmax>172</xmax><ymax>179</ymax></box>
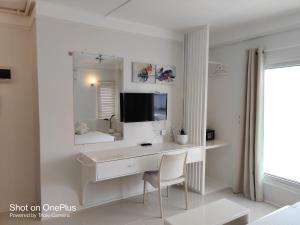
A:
<box><xmin>184</xmin><ymin>181</ymin><xmax>189</xmax><ymax>210</ymax></box>
<box><xmin>143</xmin><ymin>180</ymin><xmax>146</xmax><ymax>204</ymax></box>
<box><xmin>166</xmin><ymin>186</ymin><xmax>169</xmax><ymax>198</ymax></box>
<box><xmin>158</xmin><ymin>186</ymin><xmax>163</xmax><ymax>218</ymax></box>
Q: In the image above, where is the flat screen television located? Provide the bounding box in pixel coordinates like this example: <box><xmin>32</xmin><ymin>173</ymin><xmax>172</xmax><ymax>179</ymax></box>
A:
<box><xmin>120</xmin><ymin>93</ymin><xmax>167</xmax><ymax>123</ymax></box>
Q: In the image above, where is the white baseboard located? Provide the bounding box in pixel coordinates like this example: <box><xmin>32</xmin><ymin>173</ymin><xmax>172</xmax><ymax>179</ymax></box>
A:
<box><xmin>82</xmin><ymin>190</ymin><xmax>147</xmax><ymax>209</ymax></box>
<box><xmin>264</xmin><ymin>199</ymin><xmax>282</xmax><ymax>208</ymax></box>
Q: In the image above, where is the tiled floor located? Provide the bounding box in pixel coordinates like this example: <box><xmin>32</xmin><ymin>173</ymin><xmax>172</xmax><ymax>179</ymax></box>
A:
<box><xmin>0</xmin><ymin>188</ymin><xmax>277</xmax><ymax>225</ymax></box>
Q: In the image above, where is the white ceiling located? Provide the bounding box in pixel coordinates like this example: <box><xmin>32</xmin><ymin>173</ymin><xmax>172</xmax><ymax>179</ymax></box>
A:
<box><xmin>50</xmin><ymin>0</ymin><xmax>126</xmax><ymax>17</ymax></box>
<box><xmin>42</xmin><ymin>0</ymin><xmax>300</xmax><ymax>31</ymax></box>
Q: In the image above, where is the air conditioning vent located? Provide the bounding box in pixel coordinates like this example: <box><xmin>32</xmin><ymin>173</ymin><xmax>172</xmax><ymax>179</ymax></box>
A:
<box><xmin>0</xmin><ymin>0</ymin><xmax>35</xmax><ymax>16</ymax></box>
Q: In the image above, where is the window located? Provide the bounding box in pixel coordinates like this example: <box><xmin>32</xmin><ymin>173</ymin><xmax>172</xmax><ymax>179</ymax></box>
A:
<box><xmin>97</xmin><ymin>81</ymin><xmax>115</xmax><ymax>119</ymax></box>
<box><xmin>264</xmin><ymin>65</ymin><xmax>300</xmax><ymax>183</ymax></box>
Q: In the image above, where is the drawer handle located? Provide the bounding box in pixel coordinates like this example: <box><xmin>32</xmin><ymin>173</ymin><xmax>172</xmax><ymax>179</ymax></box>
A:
<box><xmin>127</xmin><ymin>164</ymin><xmax>134</xmax><ymax>168</ymax></box>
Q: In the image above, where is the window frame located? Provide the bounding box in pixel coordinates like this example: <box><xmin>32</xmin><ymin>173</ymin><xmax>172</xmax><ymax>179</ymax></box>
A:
<box><xmin>263</xmin><ymin>63</ymin><xmax>300</xmax><ymax>184</ymax></box>
<box><xmin>97</xmin><ymin>81</ymin><xmax>116</xmax><ymax>120</ymax></box>
<box><xmin>265</xmin><ymin>173</ymin><xmax>300</xmax><ymax>189</ymax></box>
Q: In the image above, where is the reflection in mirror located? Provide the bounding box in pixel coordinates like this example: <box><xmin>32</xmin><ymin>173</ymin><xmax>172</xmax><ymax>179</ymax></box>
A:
<box><xmin>73</xmin><ymin>52</ymin><xmax>123</xmax><ymax>144</ymax></box>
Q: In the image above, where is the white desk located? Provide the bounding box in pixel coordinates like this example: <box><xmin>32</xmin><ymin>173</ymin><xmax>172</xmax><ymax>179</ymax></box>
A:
<box><xmin>77</xmin><ymin>142</ymin><xmax>204</xmax><ymax>205</ymax></box>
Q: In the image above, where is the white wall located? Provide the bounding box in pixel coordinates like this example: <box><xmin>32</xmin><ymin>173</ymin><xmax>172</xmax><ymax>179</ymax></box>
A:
<box><xmin>0</xmin><ymin>24</ymin><xmax>38</xmax><ymax>212</ymax></box>
<box><xmin>35</xmin><ymin>16</ymin><xmax>183</xmax><ymax>211</ymax></box>
<box><xmin>207</xmin><ymin>28</ymin><xmax>300</xmax><ymax>205</ymax></box>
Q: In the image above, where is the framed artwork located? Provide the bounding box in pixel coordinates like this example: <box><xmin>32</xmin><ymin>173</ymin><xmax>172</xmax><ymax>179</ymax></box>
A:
<box><xmin>155</xmin><ymin>65</ymin><xmax>176</xmax><ymax>85</ymax></box>
<box><xmin>132</xmin><ymin>63</ymin><xmax>156</xmax><ymax>84</ymax></box>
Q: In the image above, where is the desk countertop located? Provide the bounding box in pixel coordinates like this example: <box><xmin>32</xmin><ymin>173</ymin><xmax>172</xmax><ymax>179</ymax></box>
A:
<box><xmin>206</xmin><ymin>140</ymin><xmax>228</xmax><ymax>150</ymax></box>
<box><xmin>82</xmin><ymin>142</ymin><xmax>203</xmax><ymax>163</ymax></box>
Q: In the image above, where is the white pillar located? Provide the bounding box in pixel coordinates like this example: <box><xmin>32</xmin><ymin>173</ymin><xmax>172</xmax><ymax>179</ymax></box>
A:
<box><xmin>184</xmin><ymin>25</ymin><xmax>209</xmax><ymax>193</ymax></box>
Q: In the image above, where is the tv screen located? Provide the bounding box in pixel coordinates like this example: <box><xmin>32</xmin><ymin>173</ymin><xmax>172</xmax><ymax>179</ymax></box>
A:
<box><xmin>120</xmin><ymin>93</ymin><xmax>167</xmax><ymax>123</ymax></box>
<box><xmin>0</xmin><ymin>68</ymin><xmax>11</xmax><ymax>79</ymax></box>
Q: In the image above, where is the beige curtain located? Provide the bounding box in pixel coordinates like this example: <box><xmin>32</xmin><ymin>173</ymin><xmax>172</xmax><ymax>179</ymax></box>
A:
<box><xmin>240</xmin><ymin>48</ymin><xmax>264</xmax><ymax>201</ymax></box>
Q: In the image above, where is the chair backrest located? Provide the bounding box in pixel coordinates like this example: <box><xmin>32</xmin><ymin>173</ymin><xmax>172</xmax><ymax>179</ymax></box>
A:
<box><xmin>159</xmin><ymin>151</ymin><xmax>188</xmax><ymax>181</ymax></box>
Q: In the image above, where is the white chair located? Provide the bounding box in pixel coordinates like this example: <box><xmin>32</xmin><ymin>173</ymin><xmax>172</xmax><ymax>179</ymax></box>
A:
<box><xmin>143</xmin><ymin>151</ymin><xmax>189</xmax><ymax>218</ymax></box>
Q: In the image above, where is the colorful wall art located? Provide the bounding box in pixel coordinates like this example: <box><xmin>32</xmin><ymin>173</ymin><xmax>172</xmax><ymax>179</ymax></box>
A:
<box><xmin>155</xmin><ymin>64</ymin><xmax>176</xmax><ymax>85</ymax></box>
<box><xmin>132</xmin><ymin>63</ymin><xmax>156</xmax><ymax>84</ymax></box>
<box><xmin>132</xmin><ymin>62</ymin><xmax>176</xmax><ymax>85</ymax></box>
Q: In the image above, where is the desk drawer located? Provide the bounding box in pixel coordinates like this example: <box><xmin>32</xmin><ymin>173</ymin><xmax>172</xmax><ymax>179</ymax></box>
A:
<box><xmin>96</xmin><ymin>155</ymin><xmax>159</xmax><ymax>181</ymax></box>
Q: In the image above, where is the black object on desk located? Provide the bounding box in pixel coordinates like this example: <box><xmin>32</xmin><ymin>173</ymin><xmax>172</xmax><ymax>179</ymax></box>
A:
<box><xmin>206</xmin><ymin>129</ymin><xmax>215</xmax><ymax>141</ymax></box>
<box><xmin>141</xmin><ymin>143</ymin><xmax>152</xmax><ymax>146</ymax></box>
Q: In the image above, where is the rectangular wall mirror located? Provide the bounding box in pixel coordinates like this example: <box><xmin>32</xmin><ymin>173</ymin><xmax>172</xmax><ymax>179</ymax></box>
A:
<box><xmin>73</xmin><ymin>52</ymin><xmax>124</xmax><ymax>145</ymax></box>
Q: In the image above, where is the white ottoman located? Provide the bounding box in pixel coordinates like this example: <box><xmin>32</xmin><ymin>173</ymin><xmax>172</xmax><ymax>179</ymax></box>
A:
<box><xmin>164</xmin><ymin>199</ymin><xmax>250</xmax><ymax>225</ymax></box>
